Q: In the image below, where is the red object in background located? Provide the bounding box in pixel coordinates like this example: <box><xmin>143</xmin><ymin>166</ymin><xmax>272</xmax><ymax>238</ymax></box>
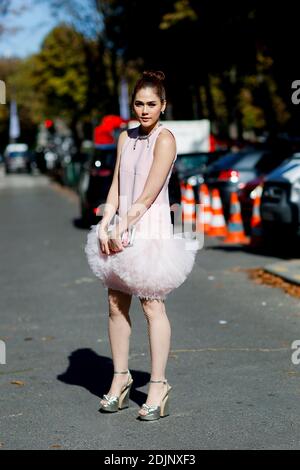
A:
<box><xmin>218</xmin><ymin>169</ymin><xmax>240</xmax><ymax>181</ymax></box>
<box><xmin>209</xmin><ymin>134</ymin><xmax>216</xmax><ymax>152</ymax></box>
<box><xmin>94</xmin><ymin>115</ymin><xmax>129</xmax><ymax>145</ymax></box>
<box><xmin>44</xmin><ymin>119</ymin><xmax>54</xmax><ymax>129</ymax></box>
<box><xmin>102</xmin><ymin>115</ymin><xmax>125</xmax><ymax>131</ymax></box>
<box><xmin>94</xmin><ymin>125</ymin><xmax>115</xmax><ymax>144</ymax></box>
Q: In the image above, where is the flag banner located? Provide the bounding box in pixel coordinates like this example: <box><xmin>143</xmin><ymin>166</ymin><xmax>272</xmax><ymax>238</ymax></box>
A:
<box><xmin>119</xmin><ymin>77</ymin><xmax>130</xmax><ymax>120</ymax></box>
<box><xmin>9</xmin><ymin>100</ymin><xmax>20</xmax><ymax>139</ymax></box>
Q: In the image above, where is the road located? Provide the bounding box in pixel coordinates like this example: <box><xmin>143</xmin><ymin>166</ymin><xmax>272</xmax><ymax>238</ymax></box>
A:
<box><xmin>0</xmin><ymin>166</ymin><xmax>300</xmax><ymax>450</ymax></box>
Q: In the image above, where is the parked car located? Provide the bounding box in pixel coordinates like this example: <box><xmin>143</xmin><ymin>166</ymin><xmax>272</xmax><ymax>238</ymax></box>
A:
<box><xmin>260</xmin><ymin>152</ymin><xmax>300</xmax><ymax>240</ymax></box>
<box><xmin>175</xmin><ymin>150</ymin><xmax>228</xmax><ymax>202</ymax></box>
<box><xmin>204</xmin><ymin>146</ymin><xmax>291</xmax><ymax>220</ymax></box>
<box><xmin>78</xmin><ymin>144</ymin><xmax>117</xmax><ymax>223</ymax></box>
<box><xmin>238</xmin><ymin>175</ymin><xmax>265</xmax><ymax>233</ymax></box>
<box><xmin>4</xmin><ymin>143</ymin><xmax>32</xmax><ymax>174</ymax></box>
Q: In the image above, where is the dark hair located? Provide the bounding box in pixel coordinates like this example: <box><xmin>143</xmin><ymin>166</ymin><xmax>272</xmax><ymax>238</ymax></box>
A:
<box><xmin>131</xmin><ymin>70</ymin><xmax>166</xmax><ymax>108</ymax></box>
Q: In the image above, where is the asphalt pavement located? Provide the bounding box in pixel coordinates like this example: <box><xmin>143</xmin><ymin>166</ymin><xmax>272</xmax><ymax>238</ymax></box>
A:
<box><xmin>1</xmin><ymin>166</ymin><xmax>300</xmax><ymax>450</ymax></box>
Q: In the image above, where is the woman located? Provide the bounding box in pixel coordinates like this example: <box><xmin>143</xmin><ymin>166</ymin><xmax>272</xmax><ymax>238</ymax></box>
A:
<box><xmin>85</xmin><ymin>70</ymin><xmax>199</xmax><ymax>421</ymax></box>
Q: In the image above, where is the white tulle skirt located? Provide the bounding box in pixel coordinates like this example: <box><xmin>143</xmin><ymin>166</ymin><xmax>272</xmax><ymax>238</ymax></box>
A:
<box><xmin>84</xmin><ymin>224</ymin><xmax>200</xmax><ymax>300</ymax></box>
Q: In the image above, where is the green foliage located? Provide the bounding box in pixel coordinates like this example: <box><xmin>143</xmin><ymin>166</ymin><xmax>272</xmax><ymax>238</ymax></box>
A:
<box><xmin>32</xmin><ymin>24</ymin><xmax>90</xmax><ymax>122</ymax></box>
<box><xmin>1</xmin><ymin>1</ymin><xmax>298</xmax><ymax>143</ymax></box>
<box><xmin>160</xmin><ymin>0</ymin><xmax>197</xmax><ymax>29</ymax></box>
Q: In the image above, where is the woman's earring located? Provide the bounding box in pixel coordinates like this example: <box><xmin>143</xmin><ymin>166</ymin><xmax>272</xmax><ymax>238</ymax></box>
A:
<box><xmin>161</xmin><ymin>111</ymin><xmax>165</xmax><ymax>115</ymax></box>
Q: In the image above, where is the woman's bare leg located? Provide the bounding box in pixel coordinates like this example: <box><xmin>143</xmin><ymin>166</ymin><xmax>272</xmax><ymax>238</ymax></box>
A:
<box><xmin>139</xmin><ymin>298</ymin><xmax>171</xmax><ymax>415</ymax></box>
<box><xmin>100</xmin><ymin>288</ymin><xmax>132</xmax><ymax>405</ymax></box>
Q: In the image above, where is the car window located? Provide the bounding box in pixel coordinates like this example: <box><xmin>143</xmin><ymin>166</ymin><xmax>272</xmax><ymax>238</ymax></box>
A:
<box><xmin>8</xmin><ymin>152</ymin><xmax>28</xmax><ymax>158</ymax></box>
<box><xmin>254</xmin><ymin>152</ymin><xmax>289</xmax><ymax>173</ymax></box>
<box><xmin>233</xmin><ymin>152</ymin><xmax>262</xmax><ymax>170</ymax></box>
<box><xmin>210</xmin><ymin>152</ymin><xmax>241</xmax><ymax>169</ymax></box>
<box><xmin>210</xmin><ymin>151</ymin><xmax>261</xmax><ymax>171</ymax></box>
<box><xmin>176</xmin><ymin>154</ymin><xmax>208</xmax><ymax>172</ymax></box>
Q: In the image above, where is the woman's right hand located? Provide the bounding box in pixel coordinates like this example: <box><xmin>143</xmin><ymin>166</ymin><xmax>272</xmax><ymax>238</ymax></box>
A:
<box><xmin>97</xmin><ymin>224</ymin><xmax>111</xmax><ymax>255</ymax></box>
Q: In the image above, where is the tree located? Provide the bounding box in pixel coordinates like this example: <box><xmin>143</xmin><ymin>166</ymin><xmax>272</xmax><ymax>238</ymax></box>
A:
<box><xmin>30</xmin><ymin>24</ymin><xmax>108</xmax><ymax>146</ymax></box>
<box><xmin>44</xmin><ymin>0</ymin><xmax>297</xmax><ymax>137</ymax></box>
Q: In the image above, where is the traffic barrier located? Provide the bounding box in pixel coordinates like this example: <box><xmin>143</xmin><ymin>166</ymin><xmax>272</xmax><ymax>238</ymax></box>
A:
<box><xmin>207</xmin><ymin>188</ymin><xmax>227</xmax><ymax>237</ymax></box>
<box><xmin>223</xmin><ymin>191</ymin><xmax>249</xmax><ymax>244</ymax></box>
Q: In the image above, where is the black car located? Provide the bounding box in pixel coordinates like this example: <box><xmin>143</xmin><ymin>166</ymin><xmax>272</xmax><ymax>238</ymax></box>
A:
<box><xmin>204</xmin><ymin>146</ymin><xmax>291</xmax><ymax>219</ymax></box>
<box><xmin>260</xmin><ymin>152</ymin><xmax>300</xmax><ymax>240</ymax></box>
<box><xmin>78</xmin><ymin>144</ymin><xmax>117</xmax><ymax>223</ymax></box>
<box><xmin>175</xmin><ymin>150</ymin><xmax>227</xmax><ymax>203</ymax></box>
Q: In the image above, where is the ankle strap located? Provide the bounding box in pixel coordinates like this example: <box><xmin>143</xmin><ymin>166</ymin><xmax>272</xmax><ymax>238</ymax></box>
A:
<box><xmin>150</xmin><ymin>379</ymin><xmax>167</xmax><ymax>384</ymax></box>
<box><xmin>114</xmin><ymin>370</ymin><xmax>129</xmax><ymax>375</ymax></box>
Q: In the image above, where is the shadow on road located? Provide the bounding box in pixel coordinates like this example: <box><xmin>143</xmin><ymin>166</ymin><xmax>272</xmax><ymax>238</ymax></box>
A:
<box><xmin>57</xmin><ymin>348</ymin><xmax>150</xmax><ymax>406</ymax></box>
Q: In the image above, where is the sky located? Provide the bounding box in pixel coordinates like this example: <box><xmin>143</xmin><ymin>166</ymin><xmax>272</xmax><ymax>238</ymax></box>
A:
<box><xmin>0</xmin><ymin>0</ymin><xmax>63</xmax><ymax>58</ymax></box>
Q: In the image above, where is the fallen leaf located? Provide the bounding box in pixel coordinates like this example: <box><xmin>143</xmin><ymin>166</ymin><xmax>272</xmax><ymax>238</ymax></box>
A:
<box><xmin>247</xmin><ymin>268</ymin><xmax>300</xmax><ymax>298</ymax></box>
<box><xmin>49</xmin><ymin>444</ymin><xmax>62</xmax><ymax>449</ymax></box>
<box><xmin>10</xmin><ymin>380</ymin><xmax>25</xmax><ymax>386</ymax></box>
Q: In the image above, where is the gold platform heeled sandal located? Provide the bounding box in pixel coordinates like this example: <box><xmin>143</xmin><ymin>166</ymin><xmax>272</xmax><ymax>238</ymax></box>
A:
<box><xmin>138</xmin><ymin>379</ymin><xmax>172</xmax><ymax>421</ymax></box>
<box><xmin>99</xmin><ymin>370</ymin><xmax>133</xmax><ymax>413</ymax></box>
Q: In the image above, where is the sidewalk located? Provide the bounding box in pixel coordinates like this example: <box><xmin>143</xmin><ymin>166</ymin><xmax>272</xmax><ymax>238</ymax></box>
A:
<box><xmin>264</xmin><ymin>260</ymin><xmax>300</xmax><ymax>286</ymax></box>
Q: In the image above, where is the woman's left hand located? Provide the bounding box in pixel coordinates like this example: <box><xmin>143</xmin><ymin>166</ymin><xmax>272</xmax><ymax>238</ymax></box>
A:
<box><xmin>107</xmin><ymin>228</ymin><xmax>124</xmax><ymax>253</ymax></box>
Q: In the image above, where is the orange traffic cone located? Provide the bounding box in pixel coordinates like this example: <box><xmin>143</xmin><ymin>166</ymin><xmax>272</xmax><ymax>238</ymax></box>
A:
<box><xmin>180</xmin><ymin>181</ymin><xmax>186</xmax><ymax>204</ymax></box>
<box><xmin>182</xmin><ymin>183</ymin><xmax>196</xmax><ymax>224</ymax></box>
<box><xmin>195</xmin><ymin>184</ymin><xmax>204</xmax><ymax>233</ymax></box>
<box><xmin>207</xmin><ymin>188</ymin><xmax>227</xmax><ymax>237</ymax></box>
<box><xmin>197</xmin><ymin>183</ymin><xmax>211</xmax><ymax>233</ymax></box>
<box><xmin>250</xmin><ymin>187</ymin><xmax>263</xmax><ymax>247</ymax></box>
<box><xmin>223</xmin><ymin>191</ymin><xmax>249</xmax><ymax>244</ymax></box>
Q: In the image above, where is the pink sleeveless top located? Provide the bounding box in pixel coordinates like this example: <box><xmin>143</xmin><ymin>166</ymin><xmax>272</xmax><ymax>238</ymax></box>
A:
<box><xmin>118</xmin><ymin>123</ymin><xmax>177</xmax><ymax>239</ymax></box>
<box><xmin>85</xmin><ymin>122</ymin><xmax>199</xmax><ymax>300</ymax></box>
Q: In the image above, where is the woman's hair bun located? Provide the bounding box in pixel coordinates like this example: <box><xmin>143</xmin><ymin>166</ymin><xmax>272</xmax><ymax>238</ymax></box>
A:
<box><xmin>142</xmin><ymin>70</ymin><xmax>165</xmax><ymax>82</ymax></box>
<box><xmin>131</xmin><ymin>70</ymin><xmax>167</xmax><ymax>105</ymax></box>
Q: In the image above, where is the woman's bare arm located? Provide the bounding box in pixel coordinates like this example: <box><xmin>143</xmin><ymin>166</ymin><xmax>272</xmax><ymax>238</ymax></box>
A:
<box><xmin>116</xmin><ymin>130</ymin><xmax>176</xmax><ymax>234</ymax></box>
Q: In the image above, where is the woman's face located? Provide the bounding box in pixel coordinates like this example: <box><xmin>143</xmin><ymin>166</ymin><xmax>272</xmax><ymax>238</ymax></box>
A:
<box><xmin>133</xmin><ymin>87</ymin><xmax>166</xmax><ymax>129</ymax></box>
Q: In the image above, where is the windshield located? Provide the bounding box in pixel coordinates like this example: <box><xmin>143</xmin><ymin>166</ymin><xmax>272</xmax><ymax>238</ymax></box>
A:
<box><xmin>211</xmin><ymin>151</ymin><xmax>262</xmax><ymax>171</ymax></box>
<box><xmin>176</xmin><ymin>154</ymin><xmax>209</xmax><ymax>172</ymax></box>
<box><xmin>8</xmin><ymin>152</ymin><xmax>28</xmax><ymax>158</ymax></box>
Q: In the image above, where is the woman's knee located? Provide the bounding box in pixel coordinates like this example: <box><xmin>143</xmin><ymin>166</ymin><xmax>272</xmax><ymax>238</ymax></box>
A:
<box><xmin>108</xmin><ymin>289</ymin><xmax>132</xmax><ymax>317</ymax></box>
<box><xmin>140</xmin><ymin>298</ymin><xmax>164</xmax><ymax>321</ymax></box>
